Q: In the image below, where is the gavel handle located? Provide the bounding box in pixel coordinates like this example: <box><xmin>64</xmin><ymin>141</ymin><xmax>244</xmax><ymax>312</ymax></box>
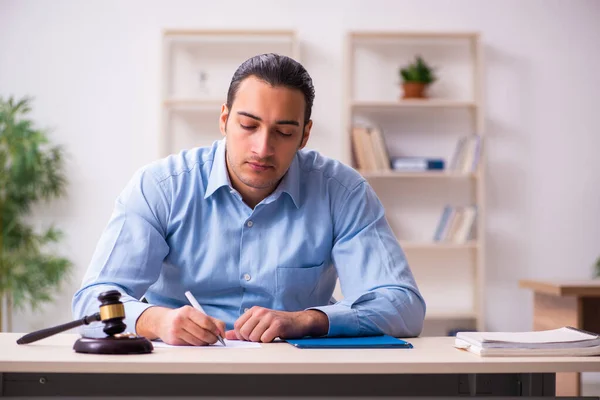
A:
<box><xmin>16</xmin><ymin>313</ymin><xmax>101</xmax><ymax>345</ymax></box>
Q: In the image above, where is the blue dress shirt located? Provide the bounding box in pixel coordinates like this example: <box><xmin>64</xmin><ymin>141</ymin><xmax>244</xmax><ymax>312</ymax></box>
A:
<box><xmin>72</xmin><ymin>139</ymin><xmax>426</xmax><ymax>338</ymax></box>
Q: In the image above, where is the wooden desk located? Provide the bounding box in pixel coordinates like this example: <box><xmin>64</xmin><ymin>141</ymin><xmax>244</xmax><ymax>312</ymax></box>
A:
<box><xmin>1</xmin><ymin>333</ymin><xmax>600</xmax><ymax>397</ymax></box>
<box><xmin>520</xmin><ymin>279</ymin><xmax>600</xmax><ymax>397</ymax></box>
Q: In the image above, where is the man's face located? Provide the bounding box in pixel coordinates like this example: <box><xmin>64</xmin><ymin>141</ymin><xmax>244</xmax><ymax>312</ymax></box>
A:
<box><xmin>219</xmin><ymin>76</ymin><xmax>312</xmax><ymax>202</ymax></box>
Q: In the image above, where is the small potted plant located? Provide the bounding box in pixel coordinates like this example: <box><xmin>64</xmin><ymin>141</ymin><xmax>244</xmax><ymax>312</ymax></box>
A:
<box><xmin>399</xmin><ymin>55</ymin><xmax>437</xmax><ymax>99</ymax></box>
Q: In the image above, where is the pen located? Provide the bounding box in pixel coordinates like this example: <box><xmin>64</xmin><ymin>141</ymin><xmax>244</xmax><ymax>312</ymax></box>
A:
<box><xmin>184</xmin><ymin>290</ymin><xmax>226</xmax><ymax>346</ymax></box>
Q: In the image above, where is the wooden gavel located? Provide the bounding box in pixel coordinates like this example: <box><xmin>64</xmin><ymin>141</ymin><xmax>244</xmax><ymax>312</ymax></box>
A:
<box><xmin>16</xmin><ymin>290</ymin><xmax>153</xmax><ymax>354</ymax></box>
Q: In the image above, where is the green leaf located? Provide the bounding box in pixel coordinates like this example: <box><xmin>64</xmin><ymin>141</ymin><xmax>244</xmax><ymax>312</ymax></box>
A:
<box><xmin>398</xmin><ymin>55</ymin><xmax>438</xmax><ymax>84</ymax></box>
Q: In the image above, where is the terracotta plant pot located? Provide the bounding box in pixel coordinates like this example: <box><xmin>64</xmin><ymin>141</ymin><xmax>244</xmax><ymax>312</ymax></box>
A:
<box><xmin>402</xmin><ymin>82</ymin><xmax>428</xmax><ymax>99</ymax></box>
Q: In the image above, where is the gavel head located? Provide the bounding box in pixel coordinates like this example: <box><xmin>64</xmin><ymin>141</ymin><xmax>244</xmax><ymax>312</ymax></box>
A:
<box><xmin>97</xmin><ymin>290</ymin><xmax>127</xmax><ymax>336</ymax></box>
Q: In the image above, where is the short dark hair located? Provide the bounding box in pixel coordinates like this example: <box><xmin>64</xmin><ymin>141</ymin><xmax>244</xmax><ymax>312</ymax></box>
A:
<box><xmin>226</xmin><ymin>53</ymin><xmax>315</xmax><ymax>124</ymax></box>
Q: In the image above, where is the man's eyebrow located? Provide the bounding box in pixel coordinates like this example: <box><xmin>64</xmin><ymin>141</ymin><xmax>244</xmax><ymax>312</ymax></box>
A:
<box><xmin>237</xmin><ymin>111</ymin><xmax>300</xmax><ymax>127</ymax></box>
<box><xmin>275</xmin><ymin>119</ymin><xmax>300</xmax><ymax>127</ymax></box>
<box><xmin>237</xmin><ymin>111</ymin><xmax>262</xmax><ymax>121</ymax></box>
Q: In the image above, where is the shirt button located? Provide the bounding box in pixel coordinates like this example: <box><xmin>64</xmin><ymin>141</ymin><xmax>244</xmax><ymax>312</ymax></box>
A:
<box><xmin>243</xmin><ymin>273</ymin><xmax>251</xmax><ymax>281</ymax></box>
<box><xmin>246</xmin><ymin>220</ymin><xmax>253</xmax><ymax>227</ymax></box>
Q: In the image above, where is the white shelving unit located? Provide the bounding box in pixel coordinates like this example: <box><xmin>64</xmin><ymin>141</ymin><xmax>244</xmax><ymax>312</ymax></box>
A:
<box><xmin>160</xmin><ymin>30</ymin><xmax>299</xmax><ymax>157</ymax></box>
<box><xmin>344</xmin><ymin>31</ymin><xmax>486</xmax><ymax>334</ymax></box>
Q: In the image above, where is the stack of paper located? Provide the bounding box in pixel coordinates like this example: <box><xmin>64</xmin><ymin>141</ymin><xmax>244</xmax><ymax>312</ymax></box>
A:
<box><xmin>454</xmin><ymin>327</ymin><xmax>600</xmax><ymax>357</ymax></box>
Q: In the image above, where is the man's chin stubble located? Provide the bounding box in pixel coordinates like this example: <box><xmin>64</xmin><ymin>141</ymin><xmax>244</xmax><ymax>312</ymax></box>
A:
<box><xmin>240</xmin><ymin>177</ymin><xmax>277</xmax><ymax>190</ymax></box>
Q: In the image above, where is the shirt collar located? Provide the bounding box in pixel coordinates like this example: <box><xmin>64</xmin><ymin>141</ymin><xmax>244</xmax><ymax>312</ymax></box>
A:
<box><xmin>204</xmin><ymin>139</ymin><xmax>231</xmax><ymax>199</ymax></box>
<box><xmin>272</xmin><ymin>154</ymin><xmax>301</xmax><ymax>208</ymax></box>
<box><xmin>203</xmin><ymin>139</ymin><xmax>301</xmax><ymax>209</ymax></box>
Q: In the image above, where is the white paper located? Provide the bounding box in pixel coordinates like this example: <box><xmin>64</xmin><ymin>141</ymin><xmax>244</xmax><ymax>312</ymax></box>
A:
<box><xmin>152</xmin><ymin>339</ymin><xmax>261</xmax><ymax>349</ymax></box>
<box><xmin>456</xmin><ymin>327</ymin><xmax>600</xmax><ymax>350</ymax></box>
<box><xmin>459</xmin><ymin>327</ymin><xmax>597</xmax><ymax>344</ymax></box>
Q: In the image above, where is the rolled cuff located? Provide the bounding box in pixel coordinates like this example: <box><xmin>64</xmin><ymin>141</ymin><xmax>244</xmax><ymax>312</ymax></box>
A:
<box><xmin>306</xmin><ymin>304</ymin><xmax>360</xmax><ymax>337</ymax></box>
<box><xmin>122</xmin><ymin>301</ymin><xmax>154</xmax><ymax>336</ymax></box>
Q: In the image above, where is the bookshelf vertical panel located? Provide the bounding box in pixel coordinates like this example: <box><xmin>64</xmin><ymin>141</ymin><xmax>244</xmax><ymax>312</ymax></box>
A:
<box><xmin>473</xmin><ymin>34</ymin><xmax>486</xmax><ymax>332</ymax></box>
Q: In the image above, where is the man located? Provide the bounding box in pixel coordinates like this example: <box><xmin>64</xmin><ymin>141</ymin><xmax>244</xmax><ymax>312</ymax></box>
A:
<box><xmin>72</xmin><ymin>53</ymin><xmax>426</xmax><ymax>346</ymax></box>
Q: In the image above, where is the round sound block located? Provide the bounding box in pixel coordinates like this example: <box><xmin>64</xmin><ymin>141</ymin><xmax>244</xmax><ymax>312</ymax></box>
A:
<box><xmin>74</xmin><ymin>335</ymin><xmax>153</xmax><ymax>354</ymax></box>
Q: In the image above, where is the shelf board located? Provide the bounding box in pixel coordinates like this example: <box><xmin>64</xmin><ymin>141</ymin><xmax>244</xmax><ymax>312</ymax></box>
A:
<box><xmin>425</xmin><ymin>310</ymin><xmax>477</xmax><ymax>320</ymax></box>
<box><xmin>350</xmin><ymin>31</ymin><xmax>480</xmax><ymax>40</ymax></box>
<box><xmin>351</xmin><ymin>99</ymin><xmax>477</xmax><ymax>109</ymax></box>
<box><xmin>359</xmin><ymin>170</ymin><xmax>478</xmax><ymax>179</ymax></box>
<box><xmin>164</xmin><ymin>29</ymin><xmax>296</xmax><ymax>37</ymax></box>
<box><xmin>163</xmin><ymin>30</ymin><xmax>296</xmax><ymax>44</ymax></box>
<box><xmin>164</xmin><ymin>98</ymin><xmax>224</xmax><ymax>110</ymax></box>
<box><xmin>399</xmin><ymin>241</ymin><xmax>478</xmax><ymax>250</ymax></box>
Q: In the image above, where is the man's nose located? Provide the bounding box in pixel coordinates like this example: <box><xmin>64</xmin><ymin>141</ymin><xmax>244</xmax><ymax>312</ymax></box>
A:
<box><xmin>252</xmin><ymin>130</ymin><xmax>273</xmax><ymax>159</ymax></box>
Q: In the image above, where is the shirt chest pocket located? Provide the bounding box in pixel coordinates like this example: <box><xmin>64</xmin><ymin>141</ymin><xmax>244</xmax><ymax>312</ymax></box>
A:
<box><xmin>276</xmin><ymin>262</ymin><xmax>327</xmax><ymax>311</ymax></box>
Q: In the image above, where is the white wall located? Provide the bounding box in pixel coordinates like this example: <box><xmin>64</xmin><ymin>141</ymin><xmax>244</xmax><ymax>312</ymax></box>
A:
<box><xmin>1</xmin><ymin>0</ymin><xmax>599</xmax><ymax>338</ymax></box>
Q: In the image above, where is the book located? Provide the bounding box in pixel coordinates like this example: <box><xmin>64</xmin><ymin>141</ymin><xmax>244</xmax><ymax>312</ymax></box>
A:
<box><xmin>285</xmin><ymin>335</ymin><xmax>413</xmax><ymax>349</ymax></box>
<box><xmin>449</xmin><ymin>135</ymin><xmax>482</xmax><ymax>173</ymax></box>
<box><xmin>369</xmin><ymin>125</ymin><xmax>391</xmax><ymax>171</ymax></box>
<box><xmin>351</xmin><ymin>125</ymin><xmax>391</xmax><ymax>172</ymax></box>
<box><xmin>390</xmin><ymin>157</ymin><xmax>444</xmax><ymax>171</ymax></box>
<box><xmin>433</xmin><ymin>205</ymin><xmax>477</xmax><ymax>243</ymax></box>
<box><xmin>433</xmin><ymin>206</ymin><xmax>452</xmax><ymax>241</ymax></box>
<box><xmin>454</xmin><ymin>327</ymin><xmax>600</xmax><ymax>357</ymax></box>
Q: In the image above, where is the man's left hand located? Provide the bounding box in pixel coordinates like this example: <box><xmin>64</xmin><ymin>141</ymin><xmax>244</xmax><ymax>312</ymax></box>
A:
<box><xmin>224</xmin><ymin>307</ymin><xmax>329</xmax><ymax>342</ymax></box>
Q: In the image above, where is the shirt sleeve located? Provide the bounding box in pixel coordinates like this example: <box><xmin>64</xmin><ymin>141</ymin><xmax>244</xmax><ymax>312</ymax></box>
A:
<box><xmin>71</xmin><ymin>167</ymin><xmax>171</xmax><ymax>338</ymax></box>
<box><xmin>308</xmin><ymin>180</ymin><xmax>426</xmax><ymax>338</ymax></box>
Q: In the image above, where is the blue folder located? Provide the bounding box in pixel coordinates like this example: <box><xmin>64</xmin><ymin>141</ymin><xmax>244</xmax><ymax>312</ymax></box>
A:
<box><xmin>285</xmin><ymin>335</ymin><xmax>413</xmax><ymax>349</ymax></box>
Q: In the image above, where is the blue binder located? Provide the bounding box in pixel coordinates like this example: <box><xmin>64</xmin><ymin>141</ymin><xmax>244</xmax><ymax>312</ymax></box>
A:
<box><xmin>285</xmin><ymin>335</ymin><xmax>413</xmax><ymax>349</ymax></box>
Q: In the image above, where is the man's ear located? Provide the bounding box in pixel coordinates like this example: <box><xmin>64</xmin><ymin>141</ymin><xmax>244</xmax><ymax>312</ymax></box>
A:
<box><xmin>219</xmin><ymin>104</ymin><xmax>229</xmax><ymax>136</ymax></box>
<box><xmin>299</xmin><ymin>120</ymin><xmax>313</xmax><ymax>150</ymax></box>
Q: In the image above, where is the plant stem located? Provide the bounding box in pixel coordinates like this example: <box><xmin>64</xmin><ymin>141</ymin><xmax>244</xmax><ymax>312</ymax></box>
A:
<box><xmin>6</xmin><ymin>292</ymin><xmax>12</xmax><ymax>332</ymax></box>
<box><xmin>0</xmin><ymin>199</ymin><xmax>4</xmax><ymax>333</ymax></box>
<box><xmin>0</xmin><ymin>294</ymin><xmax>4</xmax><ymax>333</ymax></box>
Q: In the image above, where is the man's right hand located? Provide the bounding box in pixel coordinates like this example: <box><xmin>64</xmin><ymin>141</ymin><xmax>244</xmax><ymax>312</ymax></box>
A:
<box><xmin>135</xmin><ymin>305</ymin><xmax>226</xmax><ymax>346</ymax></box>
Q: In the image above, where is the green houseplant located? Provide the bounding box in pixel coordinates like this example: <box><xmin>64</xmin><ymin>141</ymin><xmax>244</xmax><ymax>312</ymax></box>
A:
<box><xmin>0</xmin><ymin>96</ymin><xmax>72</xmax><ymax>331</ymax></box>
<box><xmin>399</xmin><ymin>55</ymin><xmax>437</xmax><ymax>99</ymax></box>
